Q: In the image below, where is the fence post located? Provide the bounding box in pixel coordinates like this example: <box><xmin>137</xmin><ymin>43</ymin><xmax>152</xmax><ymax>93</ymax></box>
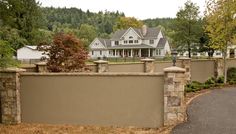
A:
<box><xmin>179</xmin><ymin>57</ymin><xmax>191</xmax><ymax>82</ymax></box>
<box><xmin>0</xmin><ymin>68</ymin><xmax>25</xmax><ymax>124</ymax></box>
<box><xmin>163</xmin><ymin>66</ymin><xmax>186</xmax><ymax>126</ymax></box>
<box><xmin>214</xmin><ymin>58</ymin><xmax>224</xmax><ymax>78</ymax></box>
<box><xmin>141</xmin><ymin>58</ymin><xmax>155</xmax><ymax>73</ymax></box>
<box><xmin>94</xmin><ymin>60</ymin><xmax>109</xmax><ymax>73</ymax></box>
<box><xmin>35</xmin><ymin>62</ymin><xmax>47</xmax><ymax>73</ymax></box>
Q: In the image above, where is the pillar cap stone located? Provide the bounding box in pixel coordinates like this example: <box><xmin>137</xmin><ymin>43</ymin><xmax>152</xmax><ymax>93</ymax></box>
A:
<box><xmin>93</xmin><ymin>60</ymin><xmax>108</xmax><ymax>64</ymax></box>
<box><xmin>164</xmin><ymin>66</ymin><xmax>186</xmax><ymax>73</ymax></box>
<box><xmin>141</xmin><ymin>58</ymin><xmax>155</xmax><ymax>62</ymax></box>
<box><xmin>35</xmin><ymin>61</ymin><xmax>47</xmax><ymax>66</ymax></box>
<box><xmin>0</xmin><ymin>67</ymin><xmax>26</xmax><ymax>73</ymax></box>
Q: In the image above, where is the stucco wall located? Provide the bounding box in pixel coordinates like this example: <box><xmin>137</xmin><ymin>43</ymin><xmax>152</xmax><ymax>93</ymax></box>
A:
<box><xmin>227</xmin><ymin>59</ymin><xmax>236</xmax><ymax>68</ymax></box>
<box><xmin>108</xmin><ymin>63</ymin><xmax>144</xmax><ymax>72</ymax></box>
<box><xmin>191</xmin><ymin>60</ymin><xmax>215</xmax><ymax>82</ymax></box>
<box><xmin>154</xmin><ymin>61</ymin><xmax>181</xmax><ymax>72</ymax></box>
<box><xmin>20</xmin><ymin>73</ymin><xmax>164</xmax><ymax>128</ymax></box>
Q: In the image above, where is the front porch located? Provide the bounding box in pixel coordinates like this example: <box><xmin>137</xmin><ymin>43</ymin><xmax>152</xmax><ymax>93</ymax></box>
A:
<box><xmin>109</xmin><ymin>49</ymin><xmax>156</xmax><ymax>58</ymax></box>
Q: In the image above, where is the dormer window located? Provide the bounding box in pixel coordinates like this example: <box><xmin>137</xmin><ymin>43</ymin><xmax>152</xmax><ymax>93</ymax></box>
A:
<box><xmin>115</xmin><ymin>41</ymin><xmax>119</xmax><ymax>45</ymax></box>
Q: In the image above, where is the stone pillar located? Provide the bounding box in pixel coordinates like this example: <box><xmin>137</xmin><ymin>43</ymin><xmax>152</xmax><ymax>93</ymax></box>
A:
<box><xmin>179</xmin><ymin>57</ymin><xmax>191</xmax><ymax>82</ymax></box>
<box><xmin>35</xmin><ymin>62</ymin><xmax>47</xmax><ymax>73</ymax></box>
<box><xmin>141</xmin><ymin>58</ymin><xmax>155</xmax><ymax>73</ymax></box>
<box><xmin>214</xmin><ymin>58</ymin><xmax>224</xmax><ymax>78</ymax></box>
<box><xmin>163</xmin><ymin>66</ymin><xmax>186</xmax><ymax>126</ymax></box>
<box><xmin>94</xmin><ymin>60</ymin><xmax>109</xmax><ymax>73</ymax></box>
<box><xmin>0</xmin><ymin>68</ymin><xmax>25</xmax><ymax>124</ymax></box>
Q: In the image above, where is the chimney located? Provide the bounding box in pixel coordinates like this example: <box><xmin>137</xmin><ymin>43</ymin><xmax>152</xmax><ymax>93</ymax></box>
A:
<box><xmin>142</xmin><ymin>25</ymin><xmax>147</xmax><ymax>36</ymax></box>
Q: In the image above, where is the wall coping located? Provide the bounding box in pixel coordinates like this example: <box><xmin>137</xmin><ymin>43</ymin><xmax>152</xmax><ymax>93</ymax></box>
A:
<box><xmin>21</xmin><ymin>72</ymin><xmax>164</xmax><ymax>76</ymax></box>
<box><xmin>93</xmin><ymin>60</ymin><xmax>108</xmax><ymax>64</ymax></box>
<box><xmin>0</xmin><ymin>68</ymin><xmax>26</xmax><ymax>73</ymax></box>
<box><xmin>178</xmin><ymin>57</ymin><xmax>191</xmax><ymax>60</ymax></box>
<box><xmin>163</xmin><ymin>66</ymin><xmax>186</xmax><ymax>73</ymax></box>
<box><xmin>141</xmin><ymin>58</ymin><xmax>155</xmax><ymax>62</ymax></box>
<box><xmin>35</xmin><ymin>62</ymin><xmax>47</xmax><ymax>66</ymax></box>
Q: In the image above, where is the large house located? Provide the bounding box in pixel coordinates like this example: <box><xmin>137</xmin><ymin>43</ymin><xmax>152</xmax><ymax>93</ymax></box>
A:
<box><xmin>89</xmin><ymin>25</ymin><xmax>171</xmax><ymax>59</ymax></box>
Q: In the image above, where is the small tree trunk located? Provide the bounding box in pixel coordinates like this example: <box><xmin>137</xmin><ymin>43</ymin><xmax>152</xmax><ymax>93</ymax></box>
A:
<box><xmin>223</xmin><ymin>47</ymin><xmax>227</xmax><ymax>84</ymax></box>
<box><xmin>188</xmin><ymin>42</ymin><xmax>191</xmax><ymax>58</ymax></box>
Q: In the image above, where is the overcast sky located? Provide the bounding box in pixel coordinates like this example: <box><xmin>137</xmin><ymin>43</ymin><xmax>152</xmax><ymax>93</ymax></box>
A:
<box><xmin>37</xmin><ymin>0</ymin><xmax>206</xmax><ymax>19</ymax></box>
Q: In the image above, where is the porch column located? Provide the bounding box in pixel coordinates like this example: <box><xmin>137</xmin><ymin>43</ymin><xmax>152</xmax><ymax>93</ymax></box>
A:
<box><xmin>139</xmin><ymin>49</ymin><xmax>141</xmax><ymax>57</ymax></box>
<box><xmin>148</xmin><ymin>49</ymin><xmax>151</xmax><ymax>57</ymax></box>
<box><xmin>131</xmin><ymin>49</ymin><xmax>133</xmax><ymax>57</ymax></box>
<box><xmin>122</xmin><ymin>49</ymin><xmax>125</xmax><ymax>57</ymax></box>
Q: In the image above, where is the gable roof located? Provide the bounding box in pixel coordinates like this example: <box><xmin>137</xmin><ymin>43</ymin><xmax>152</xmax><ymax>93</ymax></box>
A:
<box><xmin>143</xmin><ymin>27</ymin><xmax>161</xmax><ymax>39</ymax></box>
<box><xmin>97</xmin><ymin>38</ymin><xmax>111</xmax><ymax>48</ymax></box>
<box><xmin>25</xmin><ymin>45</ymin><xmax>37</xmax><ymax>50</ymax></box>
<box><xmin>157</xmin><ymin>38</ymin><xmax>167</xmax><ymax>48</ymax></box>
<box><xmin>111</xmin><ymin>26</ymin><xmax>161</xmax><ymax>40</ymax></box>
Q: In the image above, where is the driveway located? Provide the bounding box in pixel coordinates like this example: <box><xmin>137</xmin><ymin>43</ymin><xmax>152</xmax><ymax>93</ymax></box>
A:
<box><xmin>172</xmin><ymin>87</ymin><xmax>236</xmax><ymax>134</ymax></box>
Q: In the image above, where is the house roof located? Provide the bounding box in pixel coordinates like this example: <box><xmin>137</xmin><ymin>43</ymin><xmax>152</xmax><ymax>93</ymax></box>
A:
<box><xmin>144</xmin><ymin>27</ymin><xmax>161</xmax><ymax>39</ymax></box>
<box><xmin>97</xmin><ymin>38</ymin><xmax>111</xmax><ymax>47</ymax></box>
<box><xmin>111</xmin><ymin>27</ymin><xmax>161</xmax><ymax>40</ymax></box>
<box><xmin>25</xmin><ymin>45</ymin><xmax>37</xmax><ymax>50</ymax></box>
<box><xmin>157</xmin><ymin>38</ymin><xmax>167</xmax><ymax>48</ymax></box>
<box><xmin>108</xmin><ymin>44</ymin><xmax>154</xmax><ymax>49</ymax></box>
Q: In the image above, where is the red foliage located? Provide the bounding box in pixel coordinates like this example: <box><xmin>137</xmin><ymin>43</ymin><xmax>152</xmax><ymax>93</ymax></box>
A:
<box><xmin>39</xmin><ymin>33</ymin><xmax>88</xmax><ymax>72</ymax></box>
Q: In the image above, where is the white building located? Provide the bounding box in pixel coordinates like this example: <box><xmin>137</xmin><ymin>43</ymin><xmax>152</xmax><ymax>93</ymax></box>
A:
<box><xmin>89</xmin><ymin>25</ymin><xmax>171</xmax><ymax>59</ymax></box>
<box><xmin>17</xmin><ymin>45</ymin><xmax>46</xmax><ymax>61</ymax></box>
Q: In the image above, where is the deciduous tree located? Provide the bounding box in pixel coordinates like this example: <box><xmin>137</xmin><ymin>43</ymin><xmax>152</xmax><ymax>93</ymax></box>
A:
<box><xmin>205</xmin><ymin>0</ymin><xmax>236</xmax><ymax>83</ymax></box>
<box><xmin>113</xmin><ymin>17</ymin><xmax>143</xmax><ymax>31</ymax></box>
<box><xmin>38</xmin><ymin>33</ymin><xmax>88</xmax><ymax>72</ymax></box>
<box><xmin>173</xmin><ymin>0</ymin><xmax>202</xmax><ymax>58</ymax></box>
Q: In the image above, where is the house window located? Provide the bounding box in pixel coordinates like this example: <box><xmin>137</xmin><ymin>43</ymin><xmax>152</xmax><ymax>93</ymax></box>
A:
<box><xmin>149</xmin><ymin>40</ymin><xmax>154</xmax><ymax>44</ymax></box>
<box><xmin>92</xmin><ymin>51</ymin><xmax>94</xmax><ymax>55</ymax></box>
<box><xmin>95</xmin><ymin>43</ymin><xmax>99</xmax><ymax>45</ymax></box>
<box><xmin>134</xmin><ymin>40</ymin><xmax>138</xmax><ymax>43</ymax></box>
<box><xmin>156</xmin><ymin>49</ymin><xmax>161</xmax><ymax>55</ymax></box>
<box><xmin>115</xmin><ymin>41</ymin><xmax>119</xmax><ymax>45</ymax></box>
<box><xmin>100</xmin><ymin>51</ymin><xmax>102</xmax><ymax>55</ymax></box>
<box><xmin>129</xmin><ymin>40</ymin><xmax>133</xmax><ymax>44</ymax></box>
<box><xmin>129</xmin><ymin>36</ymin><xmax>133</xmax><ymax>39</ymax></box>
<box><xmin>124</xmin><ymin>40</ymin><xmax>128</xmax><ymax>44</ymax></box>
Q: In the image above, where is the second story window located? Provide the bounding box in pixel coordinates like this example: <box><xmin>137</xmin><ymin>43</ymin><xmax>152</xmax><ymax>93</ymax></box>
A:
<box><xmin>134</xmin><ymin>40</ymin><xmax>138</xmax><ymax>43</ymax></box>
<box><xmin>129</xmin><ymin>40</ymin><xmax>133</xmax><ymax>44</ymax></box>
<box><xmin>149</xmin><ymin>40</ymin><xmax>154</xmax><ymax>44</ymax></box>
<box><xmin>115</xmin><ymin>41</ymin><xmax>119</xmax><ymax>45</ymax></box>
<box><xmin>124</xmin><ymin>40</ymin><xmax>128</xmax><ymax>44</ymax></box>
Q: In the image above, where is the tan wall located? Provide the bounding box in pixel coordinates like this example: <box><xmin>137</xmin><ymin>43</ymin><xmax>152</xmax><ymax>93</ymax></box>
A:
<box><xmin>20</xmin><ymin>73</ymin><xmax>164</xmax><ymax>128</ymax></box>
<box><xmin>191</xmin><ymin>60</ymin><xmax>215</xmax><ymax>82</ymax></box>
<box><xmin>108</xmin><ymin>63</ymin><xmax>144</xmax><ymax>72</ymax></box>
<box><xmin>227</xmin><ymin>59</ymin><xmax>236</xmax><ymax>68</ymax></box>
<box><xmin>154</xmin><ymin>61</ymin><xmax>181</xmax><ymax>72</ymax></box>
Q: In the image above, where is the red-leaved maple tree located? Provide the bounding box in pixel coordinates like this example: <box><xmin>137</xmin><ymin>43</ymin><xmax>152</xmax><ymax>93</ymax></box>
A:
<box><xmin>39</xmin><ymin>33</ymin><xmax>88</xmax><ymax>72</ymax></box>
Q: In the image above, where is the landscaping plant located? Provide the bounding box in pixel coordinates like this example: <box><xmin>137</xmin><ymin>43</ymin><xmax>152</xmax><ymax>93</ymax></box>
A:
<box><xmin>38</xmin><ymin>33</ymin><xmax>88</xmax><ymax>72</ymax></box>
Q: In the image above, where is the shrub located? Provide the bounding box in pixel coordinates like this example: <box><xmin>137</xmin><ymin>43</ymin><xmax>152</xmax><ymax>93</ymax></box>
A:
<box><xmin>227</xmin><ymin>67</ymin><xmax>236</xmax><ymax>84</ymax></box>
<box><xmin>216</xmin><ymin>76</ymin><xmax>224</xmax><ymax>84</ymax></box>
<box><xmin>205</xmin><ymin>77</ymin><xmax>216</xmax><ymax>85</ymax></box>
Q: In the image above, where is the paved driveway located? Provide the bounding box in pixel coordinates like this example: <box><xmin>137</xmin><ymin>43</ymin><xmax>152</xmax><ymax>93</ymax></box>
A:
<box><xmin>172</xmin><ymin>87</ymin><xmax>236</xmax><ymax>134</ymax></box>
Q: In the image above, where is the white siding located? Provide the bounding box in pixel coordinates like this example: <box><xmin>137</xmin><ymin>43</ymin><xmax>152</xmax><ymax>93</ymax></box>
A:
<box><xmin>17</xmin><ymin>47</ymin><xmax>46</xmax><ymax>60</ymax></box>
<box><xmin>89</xmin><ymin>50</ymin><xmax>109</xmax><ymax>59</ymax></box>
<box><xmin>90</xmin><ymin>39</ymin><xmax>106</xmax><ymax>49</ymax></box>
